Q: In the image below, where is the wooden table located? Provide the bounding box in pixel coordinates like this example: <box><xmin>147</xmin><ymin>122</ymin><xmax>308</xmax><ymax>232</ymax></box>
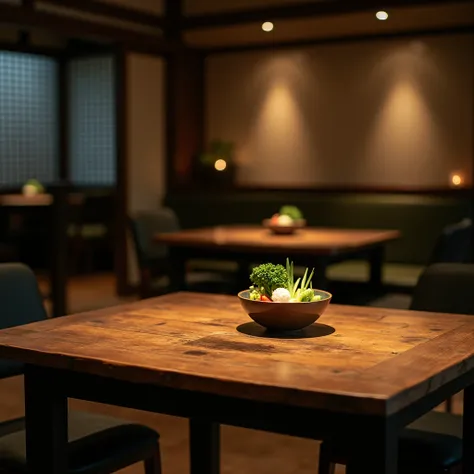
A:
<box><xmin>0</xmin><ymin>194</ymin><xmax>54</xmax><ymax>207</ymax></box>
<box><xmin>154</xmin><ymin>225</ymin><xmax>401</xmax><ymax>290</ymax></box>
<box><xmin>0</xmin><ymin>190</ymin><xmax>82</xmax><ymax>317</ymax></box>
<box><xmin>0</xmin><ymin>292</ymin><xmax>473</xmax><ymax>474</ymax></box>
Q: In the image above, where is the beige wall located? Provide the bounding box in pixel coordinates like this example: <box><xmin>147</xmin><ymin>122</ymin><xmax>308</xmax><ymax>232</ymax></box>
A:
<box><xmin>126</xmin><ymin>53</ymin><xmax>165</xmax><ymax>284</ymax></box>
<box><xmin>206</xmin><ymin>33</ymin><xmax>473</xmax><ymax>188</ymax></box>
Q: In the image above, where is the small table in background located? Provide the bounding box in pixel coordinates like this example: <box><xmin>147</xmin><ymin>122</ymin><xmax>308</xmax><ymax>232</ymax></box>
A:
<box><xmin>154</xmin><ymin>225</ymin><xmax>401</xmax><ymax>291</ymax></box>
<box><xmin>0</xmin><ymin>191</ymin><xmax>83</xmax><ymax>317</ymax></box>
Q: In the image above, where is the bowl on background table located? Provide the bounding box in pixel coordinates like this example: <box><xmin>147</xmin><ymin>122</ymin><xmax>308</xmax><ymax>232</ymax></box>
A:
<box><xmin>238</xmin><ymin>289</ymin><xmax>332</xmax><ymax>331</ymax></box>
<box><xmin>262</xmin><ymin>218</ymin><xmax>307</xmax><ymax>235</ymax></box>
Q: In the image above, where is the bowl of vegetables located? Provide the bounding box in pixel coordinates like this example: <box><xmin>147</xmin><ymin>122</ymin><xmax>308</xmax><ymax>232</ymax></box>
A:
<box><xmin>238</xmin><ymin>259</ymin><xmax>332</xmax><ymax>331</ymax></box>
<box><xmin>262</xmin><ymin>205</ymin><xmax>306</xmax><ymax>235</ymax></box>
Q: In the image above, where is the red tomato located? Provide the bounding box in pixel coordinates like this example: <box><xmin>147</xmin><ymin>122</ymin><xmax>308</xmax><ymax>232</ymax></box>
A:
<box><xmin>260</xmin><ymin>295</ymin><xmax>272</xmax><ymax>302</ymax></box>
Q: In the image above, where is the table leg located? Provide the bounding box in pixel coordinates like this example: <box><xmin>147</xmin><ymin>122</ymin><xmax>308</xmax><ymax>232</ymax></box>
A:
<box><xmin>368</xmin><ymin>246</ymin><xmax>384</xmax><ymax>290</ymax></box>
<box><xmin>169</xmin><ymin>249</ymin><xmax>187</xmax><ymax>292</ymax></box>
<box><xmin>463</xmin><ymin>384</ymin><xmax>474</xmax><ymax>474</ymax></box>
<box><xmin>313</xmin><ymin>260</ymin><xmax>328</xmax><ymax>291</ymax></box>
<box><xmin>189</xmin><ymin>419</ymin><xmax>220</xmax><ymax>474</ymax></box>
<box><xmin>346</xmin><ymin>419</ymin><xmax>398</xmax><ymax>474</ymax></box>
<box><xmin>237</xmin><ymin>258</ymin><xmax>252</xmax><ymax>290</ymax></box>
<box><xmin>24</xmin><ymin>365</ymin><xmax>68</xmax><ymax>474</ymax></box>
<box><xmin>51</xmin><ymin>184</ymin><xmax>68</xmax><ymax>317</ymax></box>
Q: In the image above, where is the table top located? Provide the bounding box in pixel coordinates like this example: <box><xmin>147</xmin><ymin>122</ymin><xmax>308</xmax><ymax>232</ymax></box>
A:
<box><xmin>0</xmin><ymin>292</ymin><xmax>472</xmax><ymax>416</ymax></box>
<box><xmin>0</xmin><ymin>194</ymin><xmax>53</xmax><ymax>206</ymax></box>
<box><xmin>0</xmin><ymin>193</ymin><xmax>84</xmax><ymax>207</ymax></box>
<box><xmin>154</xmin><ymin>225</ymin><xmax>400</xmax><ymax>255</ymax></box>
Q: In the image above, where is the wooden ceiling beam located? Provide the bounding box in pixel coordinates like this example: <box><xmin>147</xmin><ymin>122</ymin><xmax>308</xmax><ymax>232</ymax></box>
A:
<box><xmin>39</xmin><ymin>0</ymin><xmax>164</xmax><ymax>29</ymax></box>
<box><xmin>200</xmin><ymin>24</ymin><xmax>474</xmax><ymax>55</ymax></box>
<box><xmin>183</xmin><ymin>0</ymin><xmax>471</xmax><ymax>30</ymax></box>
<box><xmin>164</xmin><ymin>0</ymin><xmax>183</xmax><ymax>41</ymax></box>
<box><xmin>0</xmin><ymin>40</ymin><xmax>61</xmax><ymax>57</ymax></box>
<box><xmin>0</xmin><ymin>2</ymin><xmax>171</xmax><ymax>55</ymax></box>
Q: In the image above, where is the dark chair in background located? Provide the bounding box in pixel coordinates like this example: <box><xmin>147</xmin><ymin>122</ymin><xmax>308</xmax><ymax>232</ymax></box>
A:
<box><xmin>428</xmin><ymin>218</ymin><xmax>473</xmax><ymax>265</ymax></box>
<box><xmin>128</xmin><ymin>208</ymin><xmax>177</xmax><ymax>298</ymax></box>
<box><xmin>68</xmin><ymin>191</ymin><xmax>115</xmax><ymax>275</ymax></box>
<box><xmin>0</xmin><ymin>263</ymin><xmax>162</xmax><ymax>474</ymax></box>
<box><xmin>318</xmin><ymin>263</ymin><xmax>474</xmax><ymax>474</ymax></box>
<box><xmin>129</xmin><ymin>208</ymin><xmax>236</xmax><ymax>299</ymax></box>
<box><xmin>370</xmin><ymin>217</ymin><xmax>473</xmax><ymax>310</ymax></box>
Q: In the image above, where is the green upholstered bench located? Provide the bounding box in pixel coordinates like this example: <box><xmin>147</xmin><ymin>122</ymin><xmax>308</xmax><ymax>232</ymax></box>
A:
<box><xmin>165</xmin><ymin>191</ymin><xmax>471</xmax><ymax>266</ymax></box>
<box><xmin>327</xmin><ymin>260</ymin><xmax>424</xmax><ymax>288</ymax></box>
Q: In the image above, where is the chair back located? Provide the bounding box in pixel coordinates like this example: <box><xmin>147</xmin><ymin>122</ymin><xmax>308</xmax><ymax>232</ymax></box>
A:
<box><xmin>0</xmin><ymin>263</ymin><xmax>47</xmax><ymax>378</ymax></box>
<box><xmin>429</xmin><ymin>218</ymin><xmax>473</xmax><ymax>265</ymax></box>
<box><xmin>410</xmin><ymin>263</ymin><xmax>474</xmax><ymax>315</ymax></box>
<box><xmin>128</xmin><ymin>208</ymin><xmax>180</xmax><ymax>267</ymax></box>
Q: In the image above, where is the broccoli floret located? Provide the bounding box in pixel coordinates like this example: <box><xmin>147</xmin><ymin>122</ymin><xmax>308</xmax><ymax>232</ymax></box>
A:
<box><xmin>250</xmin><ymin>263</ymin><xmax>288</xmax><ymax>298</ymax></box>
<box><xmin>299</xmin><ymin>288</ymin><xmax>315</xmax><ymax>302</ymax></box>
<box><xmin>279</xmin><ymin>205</ymin><xmax>303</xmax><ymax>220</ymax></box>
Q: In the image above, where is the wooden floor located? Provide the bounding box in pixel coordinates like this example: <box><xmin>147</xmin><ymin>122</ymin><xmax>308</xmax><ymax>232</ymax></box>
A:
<box><xmin>1</xmin><ymin>273</ymin><xmax>462</xmax><ymax>474</ymax></box>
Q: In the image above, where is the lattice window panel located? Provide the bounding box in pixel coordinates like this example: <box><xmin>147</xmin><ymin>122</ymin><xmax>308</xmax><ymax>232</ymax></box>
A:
<box><xmin>0</xmin><ymin>51</ymin><xmax>58</xmax><ymax>186</ymax></box>
<box><xmin>68</xmin><ymin>55</ymin><xmax>116</xmax><ymax>186</ymax></box>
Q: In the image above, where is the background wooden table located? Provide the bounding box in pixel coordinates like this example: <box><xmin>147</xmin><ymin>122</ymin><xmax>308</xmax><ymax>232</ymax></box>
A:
<box><xmin>0</xmin><ymin>292</ymin><xmax>472</xmax><ymax>474</ymax></box>
<box><xmin>0</xmin><ymin>187</ymin><xmax>77</xmax><ymax>317</ymax></box>
<box><xmin>154</xmin><ymin>225</ymin><xmax>401</xmax><ymax>290</ymax></box>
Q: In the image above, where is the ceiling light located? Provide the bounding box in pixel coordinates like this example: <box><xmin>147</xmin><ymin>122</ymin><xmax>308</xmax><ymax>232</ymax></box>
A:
<box><xmin>376</xmin><ymin>11</ymin><xmax>388</xmax><ymax>20</ymax></box>
<box><xmin>262</xmin><ymin>21</ymin><xmax>274</xmax><ymax>32</ymax></box>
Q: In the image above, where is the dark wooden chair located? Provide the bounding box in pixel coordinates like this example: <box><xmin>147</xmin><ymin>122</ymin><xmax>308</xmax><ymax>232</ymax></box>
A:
<box><xmin>68</xmin><ymin>191</ymin><xmax>115</xmax><ymax>275</ymax></box>
<box><xmin>428</xmin><ymin>218</ymin><xmax>473</xmax><ymax>265</ymax></box>
<box><xmin>0</xmin><ymin>262</ymin><xmax>162</xmax><ymax>474</ymax></box>
<box><xmin>318</xmin><ymin>263</ymin><xmax>474</xmax><ymax>474</ymax></box>
<box><xmin>129</xmin><ymin>208</ymin><xmax>235</xmax><ymax>298</ymax></box>
<box><xmin>369</xmin><ymin>217</ymin><xmax>474</xmax><ymax>311</ymax></box>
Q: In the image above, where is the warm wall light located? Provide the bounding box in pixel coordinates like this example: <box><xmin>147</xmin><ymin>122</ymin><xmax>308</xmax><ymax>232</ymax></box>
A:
<box><xmin>214</xmin><ymin>159</ymin><xmax>227</xmax><ymax>171</ymax></box>
<box><xmin>450</xmin><ymin>172</ymin><xmax>463</xmax><ymax>187</ymax></box>
<box><xmin>411</xmin><ymin>40</ymin><xmax>426</xmax><ymax>54</ymax></box>
<box><xmin>376</xmin><ymin>11</ymin><xmax>389</xmax><ymax>20</ymax></box>
<box><xmin>262</xmin><ymin>21</ymin><xmax>274</xmax><ymax>32</ymax></box>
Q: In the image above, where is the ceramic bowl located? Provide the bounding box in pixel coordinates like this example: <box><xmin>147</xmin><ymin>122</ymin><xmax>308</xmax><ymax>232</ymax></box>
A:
<box><xmin>238</xmin><ymin>289</ymin><xmax>332</xmax><ymax>331</ymax></box>
<box><xmin>262</xmin><ymin>218</ymin><xmax>307</xmax><ymax>235</ymax></box>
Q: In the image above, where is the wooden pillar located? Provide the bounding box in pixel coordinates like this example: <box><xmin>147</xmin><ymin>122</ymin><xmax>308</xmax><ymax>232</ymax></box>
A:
<box><xmin>114</xmin><ymin>47</ymin><xmax>129</xmax><ymax>295</ymax></box>
<box><xmin>50</xmin><ymin>183</ymin><xmax>68</xmax><ymax>317</ymax></box>
<box><xmin>165</xmin><ymin>0</ymin><xmax>205</xmax><ymax>190</ymax></box>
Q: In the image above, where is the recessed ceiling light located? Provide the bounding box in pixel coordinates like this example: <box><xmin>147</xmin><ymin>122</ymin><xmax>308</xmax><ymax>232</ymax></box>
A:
<box><xmin>262</xmin><ymin>21</ymin><xmax>274</xmax><ymax>32</ymax></box>
<box><xmin>376</xmin><ymin>11</ymin><xmax>388</xmax><ymax>20</ymax></box>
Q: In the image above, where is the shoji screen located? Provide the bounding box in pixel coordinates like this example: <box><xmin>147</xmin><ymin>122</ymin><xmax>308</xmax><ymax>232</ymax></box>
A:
<box><xmin>68</xmin><ymin>55</ymin><xmax>116</xmax><ymax>186</ymax></box>
<box><xmin>0</xmin><ymin>51</ymin><xmax>58</xmax><ymax>186</ymax></box>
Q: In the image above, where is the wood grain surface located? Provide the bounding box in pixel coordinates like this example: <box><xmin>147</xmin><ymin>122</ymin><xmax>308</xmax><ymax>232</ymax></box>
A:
<box><xmin>153</xmin><ymin>225</ymin><xmax>400</xmax><ymax>255</ymax></box>
<box><xmin>0</xmin><ymin>292</ymin><xmax>472</xmax><ymax>416</ymax></box>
